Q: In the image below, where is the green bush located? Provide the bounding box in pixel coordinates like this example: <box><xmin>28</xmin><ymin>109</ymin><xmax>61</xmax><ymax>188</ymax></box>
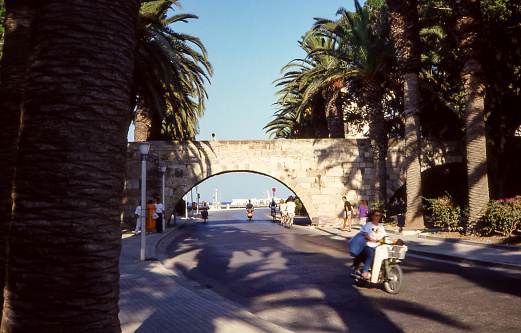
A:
<box><xmin>370</xmin><ymin>201</ymin><xmax>388</xmax><ymax>215</ymax></box>
<box><xmin>423</xmin><ymin>193</ymin><xmax>463</xmax><ymax>231</ymax></box>
<box><xmin>479</xmin><ymin>196</ymin><xmax>521</xmax><ymax>237</ymax></box>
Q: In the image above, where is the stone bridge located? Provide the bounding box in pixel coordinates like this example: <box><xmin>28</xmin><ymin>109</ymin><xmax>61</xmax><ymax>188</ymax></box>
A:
<box><xmin>122</xmin><ymin>138</ymin><xmax>463</xmax><ymax>227</ymax></box>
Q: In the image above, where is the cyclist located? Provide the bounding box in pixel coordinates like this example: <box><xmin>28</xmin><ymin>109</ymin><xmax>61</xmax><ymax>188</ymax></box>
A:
<box><xmin>270</xmin><ymin>199</ymin><xmax>277</xmax><ymax>219</ymax></box>
<box><xmin>286</xmin><ymin>197</ymin><xmax>296</xmax><ymax>228</ymax></box>
<box><xmin>279</xmin><ymin>199</ymin><xmax>287</xmax><ymax>225</ymax></box>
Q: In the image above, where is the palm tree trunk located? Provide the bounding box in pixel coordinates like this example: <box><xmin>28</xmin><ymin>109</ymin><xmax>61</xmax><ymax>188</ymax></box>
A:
<box><xmin>387</xmin><ymin>0</ymin><xmax>424</xmax><ymax>229</ymax></box>
<box><xmin>462</xmin><ymin>58</ymin><xmax>489</xmax><ymax>225</ymax></box>
<box><xmin>311</xmin><ymin>96</ymin><xmax>330</xmax><ymax>138</ymax></box>
<box><xmin>403</xmin><ymin>73</ymin><xmax>423</xmax><ymax>228</ymax></box>
<box><xmin>134</xmin><ymin>96</ymin><xmax>152</xmax><ymax>142</ymax></box>
<box><xmin>1</xmin><ymin>0</ymin><xmax>140</xmax><ymax>331</ymax></box>
<box><xmin>363</xmin><ymin>79</ymin><xmax>388</xmax><ymax>204</ymax></box>
<box><xmin>325</xmin><ymin>89</ymin><xmax>346</xmax><ymax>138</ymax></box>
<box><xmin>453</xmin><ymin>0</ymin><xmax>490</xmax><ymax>227</ymax></box>
<box><xmin>0</xmin><ymin>0</ymin><xmax>36</xmax><ymax>321</ymax></box>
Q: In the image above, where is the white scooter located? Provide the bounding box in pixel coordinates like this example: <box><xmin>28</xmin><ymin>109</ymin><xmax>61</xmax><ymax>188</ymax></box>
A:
<box><xmin>350</xmin><ymin>237</ymin><xmax>408</xmax><ymax>294</ymax></box>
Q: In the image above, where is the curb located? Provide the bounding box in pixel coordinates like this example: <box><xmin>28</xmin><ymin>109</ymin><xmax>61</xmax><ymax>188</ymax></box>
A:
<box><xmin>417</xmin><ymin>233</ymin><xmax>521</xmax><ymax>252</ymax></box>
<box><xmin>405</xmin><ymin>248</ymin><xmax>521</xmax><ymax>272</ymax></box>
<box><xmin>153</xmin><ymin>219</ymin><xmax>188</xmax><ymax>258</ymax></box>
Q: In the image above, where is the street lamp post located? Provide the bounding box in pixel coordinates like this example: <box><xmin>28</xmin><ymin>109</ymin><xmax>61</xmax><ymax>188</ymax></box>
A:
<box><xmin>161</xmin><ymin>165</ymin><xmax>166</xmax><ymax>231</ymax></box>
<box><xmin>184</xmin><ymin>194</ymin><xmax>188</xmax><ymax>219</ymax></box>
<box><xmin>196</xmin><ymin>186</ymin><xmax>199</xmax><ymax>214</ymax></box>
<box><xmin>139</xmin><ymin>142</ymin><xmax>150</xmax><ymax>261</ymax></box>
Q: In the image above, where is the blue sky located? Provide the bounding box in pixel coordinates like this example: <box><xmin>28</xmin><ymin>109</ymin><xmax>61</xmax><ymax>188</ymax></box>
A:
<box><xmin>130</xmin><ymin>0</ymin><xmax>358</xmax><ymax>202</ymax></box>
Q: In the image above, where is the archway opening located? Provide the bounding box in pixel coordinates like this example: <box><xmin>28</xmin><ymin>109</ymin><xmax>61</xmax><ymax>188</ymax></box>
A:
<box><xmin>173</xmin><ymin>171</ymin><xmax>310</xmax><ymax>224</ymax></box>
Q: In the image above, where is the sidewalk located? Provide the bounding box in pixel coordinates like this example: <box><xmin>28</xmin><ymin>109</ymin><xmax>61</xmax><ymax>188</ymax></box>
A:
<box><xmin>118</xmin><ymin>220</ymin><xmax>521</xmax><ymax>332</ymax></box>
<box><xmin>118</xmin><ymin>221</ymin><xmax>293</xmax><ymax>333</ymax></box>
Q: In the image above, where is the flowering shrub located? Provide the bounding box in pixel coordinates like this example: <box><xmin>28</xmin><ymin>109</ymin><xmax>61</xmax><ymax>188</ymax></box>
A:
<box><xmin>479</xmin><ymin>196</ymin><xmax>521</xmax><ymax>237</ymax></box>
<box><xmin>423</xmin><ymin>193</ymin><xmax>463</xmax><ymax>231</ymax></box>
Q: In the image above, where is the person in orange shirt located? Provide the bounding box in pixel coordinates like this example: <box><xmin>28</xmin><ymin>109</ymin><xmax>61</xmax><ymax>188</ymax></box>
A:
<box><xmin>146</xmin><ymin>200</ymin><xmax>156</xmax><ymax>233</ymax></box>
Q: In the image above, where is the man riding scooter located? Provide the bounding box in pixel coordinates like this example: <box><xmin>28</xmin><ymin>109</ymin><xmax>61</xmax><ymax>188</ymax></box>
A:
<box><xmin>246</xmin><ymin>200</ymin><xmax>254</xmax><ymax>220</ymax></box>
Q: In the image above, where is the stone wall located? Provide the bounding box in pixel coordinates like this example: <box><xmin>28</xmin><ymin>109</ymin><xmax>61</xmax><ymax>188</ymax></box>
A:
<box><xmin>122</xmin><ymin>139</ymin><xmax>463</xmax><ymax>228</ymax></box>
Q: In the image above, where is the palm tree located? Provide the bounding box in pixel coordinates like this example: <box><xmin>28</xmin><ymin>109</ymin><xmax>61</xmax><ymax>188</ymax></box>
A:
<box><xmin>452</xmin><ymin>0</ymin><xmax>490</xmax><ymax>227</ymax></box>
<box><xmin>133</xmin><ymin>0</ymin><xmax>212</xmax><ymax>141</ymax></box>
<box><xmin>314</xmin><ymin>0</ymin><xmax>394</xmax><ymax>203</ymax></box>
<box><xmin>0</xmin><ymin>0</ymin><xmax>36</xmax><ymax>322</ymax></box>
<box><xmin>387</xmin><ymin>0</ymin><xmax>424</xmax><ymax>228</ymax></box>
<box><xmin>1</xmin><ymin>0</ymin><xmax>140</xmax><ymax>331</ymax></box>
<box><xmin>269</xmin><ymin>32</ymin><xmax>345</xmax><ymax>139</ymax></box>
<box><xmin>298</xmin><ymin>32</ymin><xmax>347</xmax><ymax>138</ymax></box>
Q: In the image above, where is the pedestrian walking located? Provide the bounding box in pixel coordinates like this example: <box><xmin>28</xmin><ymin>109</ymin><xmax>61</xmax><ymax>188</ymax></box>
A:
<box><xmin>134</xmin><ymin>205</ymin><xmax>142</xmax><ymax>236</ymax></box>
<box><xmin>342</xmin><ymin>196</ymin><xmax>354</xmax><ymax>231</ymax></box>
<box><xmin>155</xmin><ymin>197</ymin><xmax>164</xmax><ymax>233</ymax></box>
<box><xmin>358</xmin><ymin>200</ymin><xmax>369</xmax><ymax>226</ymax></box>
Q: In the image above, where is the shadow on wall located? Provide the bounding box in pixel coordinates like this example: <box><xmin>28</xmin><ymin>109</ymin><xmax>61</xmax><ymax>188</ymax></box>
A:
<box><xmin>391</xmin><ymin>163</ymin><xmax>468</xmax><ymax>208</ymax></box>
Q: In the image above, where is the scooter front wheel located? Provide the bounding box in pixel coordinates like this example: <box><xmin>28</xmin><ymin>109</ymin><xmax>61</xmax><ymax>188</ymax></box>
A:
<box><xmin>384</xmin><ymin>264</ymin><xmax>403</xmax><ymax>294</ymax></box>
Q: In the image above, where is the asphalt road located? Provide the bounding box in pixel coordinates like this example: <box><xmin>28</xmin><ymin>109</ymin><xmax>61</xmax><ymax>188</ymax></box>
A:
<box><xmin>159</xmin><ymin>209</ymin><xmax>521</xmax><ymax>333</ymax></box>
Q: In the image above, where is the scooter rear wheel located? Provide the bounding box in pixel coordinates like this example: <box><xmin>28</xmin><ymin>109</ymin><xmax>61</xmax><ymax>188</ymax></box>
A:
<box><xmin>384</xmin><ymin>264</ymin><xmax>403</xmax><ymax>294</ymax></box>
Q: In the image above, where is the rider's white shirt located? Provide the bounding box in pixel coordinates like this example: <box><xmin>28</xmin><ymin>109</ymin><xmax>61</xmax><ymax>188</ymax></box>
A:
<box><xmin>280</xmin><ymin>203</ymin><xmax>287</xmax><ymax>213</ymax></box>
<box><xmin>360</xmin><ymin>223</ymin><xmax>387</xmax><ymax>248</ymax></box>
<box><xmin>286</xmin><ymin>202</ymin><xmax>296</xmax><ymax>215</ymax></box>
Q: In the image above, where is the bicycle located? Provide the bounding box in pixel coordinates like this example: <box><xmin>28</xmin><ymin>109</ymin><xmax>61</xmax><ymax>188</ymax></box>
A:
<box><xmin>270</xmin><ymin>207</ymin><xmax>277</xmax><ymax>220</ymax></box>
<box><xmin>281</xmin><ymin>213</ymin><xmax>292</xmax><ymax>229</ymax></box>
<box><xmin>280</xmin><ymin>212</ymin><xmax>287</xmax><ymax>227</ymax></box>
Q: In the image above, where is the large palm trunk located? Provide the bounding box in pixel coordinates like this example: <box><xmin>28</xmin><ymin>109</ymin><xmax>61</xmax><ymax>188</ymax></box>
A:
<box><xmin>311</xmin><ymin>96</ymin><xmax>330</xmax><ymax>138</ymax></box>
<box><xmin>0</xmin><ymin>0</ymin><xmax>36</xmax><ymax>321</ymax></box>
<box><xmin>462</xmin><ymin>58</ymin><xmax>489</xmax><ymax>225</ymax></box>
<box><xmin>363</xmin><ymin>79</ymin><xmax>388</xmax><ymax>204</ymax></box>
<box><xmin>134</xmin><ymin>96</ymin><xmax>153</xmax><ymax>142</ymax></box>
<box><xmin>453</xmin><ymin>0</ymin><xmax>490</xmax><ymax>226</ymax></box>
<box><xmin>1</xmin><ymin>0</ymin><xmax>139</xmax><ymax>332</ymax></box>
<box><xmin>387</xmin><ymin>0</ymin><xmax>424</xmax><ymax>229</ymax></box>
<box><xmin>403</xmin><ymin>73</ymin><xmax>423</xmax><ymax>228</ymax></box>
<box><xmin>325</xmin><ymin>88</ymin><xmax>346</xmax><ymax>138</ymax></box>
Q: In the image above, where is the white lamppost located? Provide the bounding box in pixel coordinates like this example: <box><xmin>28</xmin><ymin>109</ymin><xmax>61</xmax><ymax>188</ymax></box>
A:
<box><xmin>139</xmin><ymin>142</ymin><xmax>150</xmax><ymax>261</ymax></box>
<box><xmin>184</xmin><ymin>194</ymin><xmax>188</xmax><ymax>219</ymax></box>
<box><xmin>190</xmin><ymin>188</ymin><xmax>193</xmax><ymax>217</ymax></box>
<box><xmin>161</xmin><ymin>165</ymin><xmax>166</xmax><ymax>230</ymax></box>
<box><xmin>195</xmin><ymin>186</ymin><xmax>199</xmax><ymax>214</ymax></box>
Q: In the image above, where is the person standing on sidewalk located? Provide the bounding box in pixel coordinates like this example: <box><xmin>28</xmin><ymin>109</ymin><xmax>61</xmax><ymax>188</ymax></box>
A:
<box><xmin>342</xmin><ymin>196</ymin><xmax>354</xmax><ymax>231</ymax></box>
<box><xmin>146</xmin><ymin>200</ymin><xmax>156</xmax><ymax>233</ymax></box>
<box><xmin>358</xmin><ymin>200</ymin><xmax>369</xmax><ymax>226</ymax></box>
<box><xmin>134</xmin><ymin>205</ymin><xmax>142</xmax><ymax>236</ymax></box>
<box><xmin>155</xmin><ymin>197</ymin><xmax>164</xmax><ymax>233</ymax></box>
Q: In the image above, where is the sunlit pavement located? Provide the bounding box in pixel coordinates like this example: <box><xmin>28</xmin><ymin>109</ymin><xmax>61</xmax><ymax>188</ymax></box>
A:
<box><xmin>119</xmin><ymin>220</ymin><xmax>293</xmax><ymax>333</ymax></box>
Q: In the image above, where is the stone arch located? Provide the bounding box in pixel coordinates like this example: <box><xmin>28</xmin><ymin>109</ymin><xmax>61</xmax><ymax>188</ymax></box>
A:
<box><xmin>122</xmin><ymin>139</ymin><xmax>463</xmax><ymax>228</ymax></box>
